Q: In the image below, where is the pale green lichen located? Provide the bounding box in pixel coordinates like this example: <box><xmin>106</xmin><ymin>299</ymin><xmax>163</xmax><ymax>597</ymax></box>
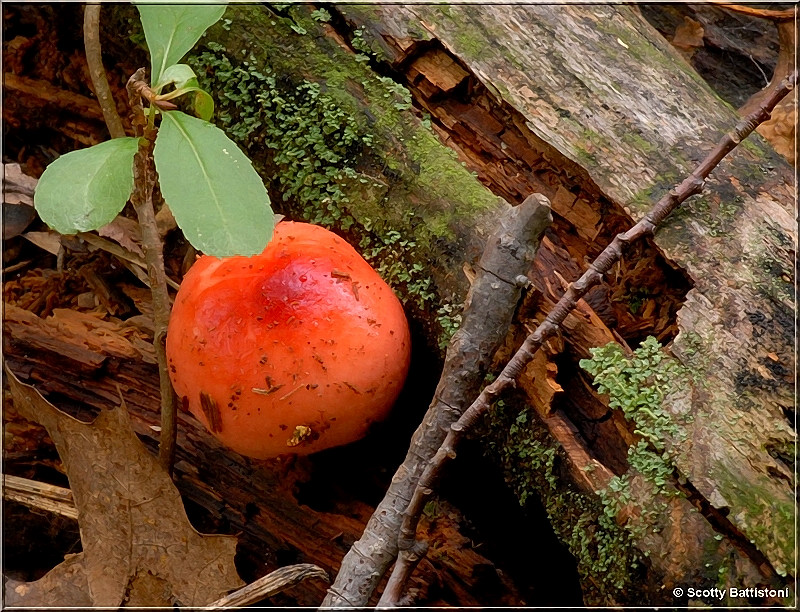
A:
<box><xmin>581</xmin><ymin>337</ymin><xmax>690</xmax><ymax>519</ymax></box>
<box><xmin>483</xmin><ymin>399</ymin><xmax>645</xmax><ymax>604</ymax></box>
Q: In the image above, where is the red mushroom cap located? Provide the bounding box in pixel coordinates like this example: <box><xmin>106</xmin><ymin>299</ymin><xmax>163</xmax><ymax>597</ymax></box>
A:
<box><xmin>167</xmin><ymin>221</ymin><xmax>411</xmax><ymax>459</ymax></box>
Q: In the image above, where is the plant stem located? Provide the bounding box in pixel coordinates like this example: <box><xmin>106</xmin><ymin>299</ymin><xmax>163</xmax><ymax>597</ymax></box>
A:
<box><xmin>83</xmin><ymin>3</ymin><xmax>125</xmax><ymax>139</ymax></box>
<box><xmin>127</xmin><ymin>69</ymin><xmax>178</xmax><ymax>474</ymax></box>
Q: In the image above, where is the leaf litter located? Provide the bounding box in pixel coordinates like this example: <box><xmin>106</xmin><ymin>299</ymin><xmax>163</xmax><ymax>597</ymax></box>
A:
<box><xmin>4</xmin><ymin>366</ymin><xmax>244</xmax><ymax>607</ymax></box>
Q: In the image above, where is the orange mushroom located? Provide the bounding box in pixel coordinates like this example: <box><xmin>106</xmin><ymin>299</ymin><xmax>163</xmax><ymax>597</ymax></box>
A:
<box><xmin>167</xmin><ymin>221</ymin><xmax>411</xmax><ymax>459</ymax></box>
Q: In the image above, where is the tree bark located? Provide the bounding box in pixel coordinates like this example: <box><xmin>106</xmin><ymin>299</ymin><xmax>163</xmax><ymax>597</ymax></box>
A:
<box><xmin>4</xmin><ymin>3</ymin><xmax>794</xmax><ymax>606</ymax></box>
<box><xmin>330</xmin><ymin>3</ymin><xmax>795</xmax><ymax>602</ymax></box>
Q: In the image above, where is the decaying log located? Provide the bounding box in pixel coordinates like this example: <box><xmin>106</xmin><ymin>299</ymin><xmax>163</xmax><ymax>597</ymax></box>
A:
<box><xmin>641</xmin><ymin>3</ymin><xmax>797</xmax><ymax>165</ymax></box>
<box><xmin>3</xmin><ymin>2</ymin><xmax>794</xmax><ymax>606</ymax></box>
<box><xmin>2</xmin><ymin>297</ymin><xmax>524</xmax><ymax>607</ymax></box>
<box><xmin>332</xmin><ymin>3</ymin><xmax>795</xmax><ymax>601</ymax></box>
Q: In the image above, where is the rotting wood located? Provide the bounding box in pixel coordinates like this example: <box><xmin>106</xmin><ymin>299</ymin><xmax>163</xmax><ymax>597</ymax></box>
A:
<box><xmin>377</xmin><ymin>69</ymin><xmax>796</xmax><ymax>607</ymax></box>
<box><xmin>3</xmin><ymin>474</ymin><xmax>78</xmax><ymax>520</ymax></box>
<box><xmin>335</xmin><ymin>4</ymin><xmax>691</xmax><ymax>347</ymax></box>
<box><xmin>3</xmin><ymin>73</ymin><xmax>105</xmax><ymax>121</ymax></box>
<box><xmin>2</xmin><ymin>294</ymin><xmax>525</xmax><ymax>607</ymax></box>
<box><xmin>328</xmin><ymin>4</ymin><xmax>796</xmax><ymax>604</ymax></box>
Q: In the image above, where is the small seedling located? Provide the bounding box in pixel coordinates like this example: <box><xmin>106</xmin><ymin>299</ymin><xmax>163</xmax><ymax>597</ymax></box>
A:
<box><xmin>34</xmin><ymin>3</ymin><xmax>274</xmax><ymax>257</ymax></box>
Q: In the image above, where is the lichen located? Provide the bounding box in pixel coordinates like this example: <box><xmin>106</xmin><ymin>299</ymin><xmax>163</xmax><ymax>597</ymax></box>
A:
<box><xmin>482</xmin><ymin>398</ymin><xmax>645</xmax><ymax>604</ymax></box>
<box><xmin>581</xmin><ymin>337</ymin><xmax>691</xmax><ymax>503</ymax></box>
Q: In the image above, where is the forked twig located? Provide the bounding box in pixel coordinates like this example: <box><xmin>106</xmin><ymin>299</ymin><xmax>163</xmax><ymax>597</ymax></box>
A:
<box><xmin>378</xmin><ymin>70</ymin><xmax>798</xmax><ymax>606</ymax></box>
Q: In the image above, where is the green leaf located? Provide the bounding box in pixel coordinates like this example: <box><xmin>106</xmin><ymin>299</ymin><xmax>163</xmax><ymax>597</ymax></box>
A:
<box><xmin>189</xmin><ymin>89</ymin><xmax>215</xmax><ymax>121</ymax></box>
<box><xmin>34</xmin><ymin>138</ymin><xmax>139</xmax><ymax>234</ymax></box>
<box><xmin>137</xmin><ymin>4</ymin><xmax>227</xmax><ymax>87</ymax></box>
<box><xmin>155</xmin><ymin>63</ymin><xmax>199</xmax><ymax>91</ymax></box>
<box><xmin>158</xmin><ymin>85</ymin><xmax>215</xmax><ymax>121</ymax></box>
<box><xmin>154</xmin><ymin>111</ymin><xmax>273</xmax><ymax>256</ymax></box>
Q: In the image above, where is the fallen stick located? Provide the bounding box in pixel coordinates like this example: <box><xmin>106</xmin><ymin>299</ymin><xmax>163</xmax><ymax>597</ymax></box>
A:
<box><xmin>323</xmin><ymin>193</ymin><xmax>552</xmax><ymax>606</ymax></box>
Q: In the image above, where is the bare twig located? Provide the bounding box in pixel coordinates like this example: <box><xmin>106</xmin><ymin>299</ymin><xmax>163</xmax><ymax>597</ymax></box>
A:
<box><xmin>126</xmin><ymin>69</ymin><xmax>178</xmax><ymax>474</ymax></box>
<box><xmin>206</xmin><ymin>564</ymin><xmax>328</xmax><ymax>609</ymax></box>
<box><xmin>323</xmin><ymin>194</ymin><xmax>552</xmax><ymax>607</ymax></box>
<box><xmin>83</xmin><ymin>4</ymin><xmax>125</xmax><ymax>139</ymax></box>
<box><xmin>375</xmin><ymin>540</ymin><xmax>427</xmax><ymax>608</ymax></box>
<box><xmin>379</xmin><ymin>70</ymin><xmax>798</xmax><ymax>604</ymax></box>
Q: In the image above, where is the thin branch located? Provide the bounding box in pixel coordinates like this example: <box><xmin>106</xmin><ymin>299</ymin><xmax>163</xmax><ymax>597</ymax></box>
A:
<box><xmin>126</xmin><ymin>69</ymin><xmax>178</xmax><ymax>474</ymax></box>
<box><xmin>381</xmin><ymin>70</ymin><xmax>798</xmax><ymax>605</ymax></box>
<box><xmin>83</xmin><ymin>4</ymin><xmax>126</xmax><ymax>139</ymax></box>
<box><xmin>376</xmin><ymin>540</ymin><xmax>427</xmax><ymax>607</ymax></box>
<box><xmin>323</xmin><ymin>194</ymin><xmax>552</xmax><ymax>607</ymax></box>
<box><xmin>206</xmin><ymin>564</ymin><xmax>328</xmax><ymax>609</ymax></box>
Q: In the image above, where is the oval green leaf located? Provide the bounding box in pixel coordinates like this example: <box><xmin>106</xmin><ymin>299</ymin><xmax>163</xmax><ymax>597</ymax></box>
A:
<box><xmin>154</xmin><ymin>111</ymin><xmax>273</xmax><ymax>256</ymax></box>
<box><xmin>155</xmin><ymin>63</ymin><xmax>199</xmax><ymax>91</ymax></box>
<box><xmin>34</xmin><ymin>137</ymin><xmax>139</xmax><ymax>234</ymax></box>
<box><xmin>137</xmin><ymin>4</ymin><xmax>227</xmax><ymax>88</ymax></box>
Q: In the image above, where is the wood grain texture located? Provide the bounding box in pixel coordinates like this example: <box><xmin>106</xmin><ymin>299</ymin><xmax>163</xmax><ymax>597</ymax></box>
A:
<box><xmin>342</xmin><ymin>0</ymin><xmax>795</xmax><ymax>587</ymax></box>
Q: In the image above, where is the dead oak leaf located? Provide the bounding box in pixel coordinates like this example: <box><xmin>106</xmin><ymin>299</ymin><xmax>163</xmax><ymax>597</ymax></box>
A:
<box><xmin>5</xmin><ymin>553</ymin><xmax>93</xmax><ymax>608</ymax></box>
<box><xmin>4</xmin><ymin>367</ymin><xmax>244</xmax><ymax>607</ymax></box>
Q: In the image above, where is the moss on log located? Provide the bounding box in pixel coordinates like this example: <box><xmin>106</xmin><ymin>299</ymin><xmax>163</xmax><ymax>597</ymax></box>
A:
<box><xmin>186</xmin><ymin>4</ymin><xmax>510</xmax><ymax>353</ymax></box>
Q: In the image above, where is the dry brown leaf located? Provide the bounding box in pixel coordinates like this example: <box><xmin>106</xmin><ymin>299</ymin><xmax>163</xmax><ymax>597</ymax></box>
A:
<box><xmin>22</xmin><ymin>230</ymin><xmax>62</xmax><ymax>255</ymax></box>
<box><xmin>3</xmin><ymin>162</ymin><xmax>38</xmax><ymax>195</ymax></box>
<box><xmin>4</xmin><ymin>367</ymin><xmax>244</xmax><ymax>607</ymax></box>
<box><xmin>671</xmin><ymin>16</ymin><xmax>705</xmax><ymax>54</ymax></box>
<box><xmin>5</xmin><ymin>553</ymin><xmax>93</xmax><ymax>608</ymax></box>
<box><xmin>97</xmin><ymin>216</ymin><xmax>145</xmax><ymax>258</ymax></box>
<box><xmin>3</xmin><ymin>203</ymin><xmax>36</xmax><ymax>239</ymax></box>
